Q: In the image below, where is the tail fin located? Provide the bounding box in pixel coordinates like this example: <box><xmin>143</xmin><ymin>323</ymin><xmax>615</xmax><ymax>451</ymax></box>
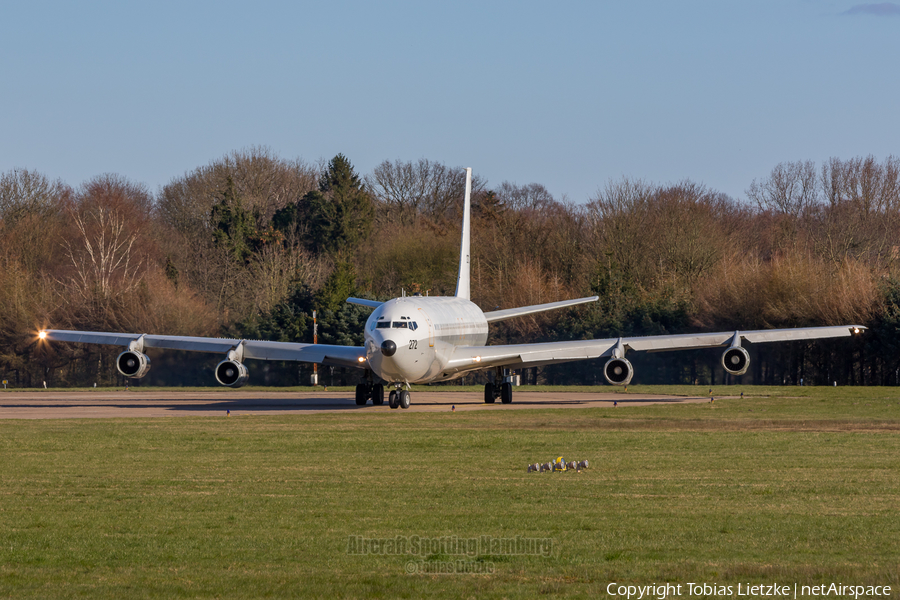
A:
<box><xmin>455</xmin><ymin>168</ymin><xmax>472</xmax><ymax>300</ymax></box>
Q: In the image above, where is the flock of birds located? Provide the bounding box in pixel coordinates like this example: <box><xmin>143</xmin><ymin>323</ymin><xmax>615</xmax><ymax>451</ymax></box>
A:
<box><xmin>527</xmin><ymin>458</ymin><xmax>589</xmax><ymax>473</ymax></box>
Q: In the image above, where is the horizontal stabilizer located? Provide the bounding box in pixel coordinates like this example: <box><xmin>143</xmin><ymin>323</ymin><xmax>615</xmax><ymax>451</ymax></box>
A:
<box><xmin>346</xmin><ymin>298</ymin><xmax>383</xmax><ymax>309</ymax></box>
<box><xmin>483</xmin><ymin>296</ymin><xmax>599</xmax><ymax>323</ymax></box>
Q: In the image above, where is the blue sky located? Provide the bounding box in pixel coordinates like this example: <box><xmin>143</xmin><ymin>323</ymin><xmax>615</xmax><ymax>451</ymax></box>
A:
<box><xmin>2</xmin><ymin>1</ymin><xmax>898</xmax><ymax>203</ymax></box>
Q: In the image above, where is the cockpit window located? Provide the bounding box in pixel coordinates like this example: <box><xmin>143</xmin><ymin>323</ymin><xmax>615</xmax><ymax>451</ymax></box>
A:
<box><xmin>377</xmin><ymin>319</ymin><xmax>418</xmax><ymax>330</ymax></box>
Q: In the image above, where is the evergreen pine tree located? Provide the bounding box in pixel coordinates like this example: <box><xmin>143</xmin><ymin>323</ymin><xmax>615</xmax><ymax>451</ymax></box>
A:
<box><xmin>211</xmin><ymin>176</ymin><xmax>255</xmax><ymax>263</ymax></box>
<box><xmin>307</xmin><ymin>154</ymin><xmax>374</xmax><ymax>255</ymax></box>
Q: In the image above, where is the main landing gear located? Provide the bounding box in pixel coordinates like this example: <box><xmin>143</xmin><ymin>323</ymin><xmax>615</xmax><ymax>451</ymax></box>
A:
<box><xmin>484</xmin><ymin>368</ymin><xmax>513</xmax><ymax>404</ymax></box>
<box><xmin>355</xmin><ymin>382</ymin><xmax>409</xmax><ymax>409</ymax></box>
<box><xmin>354</xmin><ymin>382</ymin><xmax>386</xmax><ymax>406</ymax></box>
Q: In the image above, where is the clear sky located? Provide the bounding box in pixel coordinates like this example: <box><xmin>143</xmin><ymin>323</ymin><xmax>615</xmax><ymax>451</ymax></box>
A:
<box><xmin>2</xmin><ymin>1</ymin><xmax>898</xmax><ymax>203</ymax></box>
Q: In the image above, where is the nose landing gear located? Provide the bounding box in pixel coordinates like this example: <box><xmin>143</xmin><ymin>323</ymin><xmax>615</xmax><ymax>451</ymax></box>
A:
<box><xmin>387</xmin><ymin>387</ymin><xmax>410</xmax><ymax>409</ymax></box>
<box><xmin>348</xmin><ymin>370</ymin><xmax>413</xmax><ymax>411</ymax></box>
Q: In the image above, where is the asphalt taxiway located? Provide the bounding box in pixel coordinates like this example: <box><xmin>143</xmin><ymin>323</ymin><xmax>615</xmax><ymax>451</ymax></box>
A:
<box><xmin>0</xmin><ymin>390</ymin><xmax>710</xmax><ymax>419</ymax></box>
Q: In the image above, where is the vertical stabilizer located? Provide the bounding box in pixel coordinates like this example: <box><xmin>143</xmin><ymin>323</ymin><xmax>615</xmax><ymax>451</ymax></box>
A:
<box><xmin>454</xmin><ymin>168</ymin><xmax>472</xmax><ymax>300</ymax></box>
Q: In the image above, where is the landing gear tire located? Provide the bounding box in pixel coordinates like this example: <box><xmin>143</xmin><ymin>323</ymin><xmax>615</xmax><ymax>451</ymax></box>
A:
<box><xmin>484</xmin><ymin>382</ymin><xmax>495</xmax><ymax>404</ymax></box>
<box><xmin>399</xmin><ymin>390</ymin><xmax>411</xmax><ymax>409</ymax></box>
<box><xmin>355</xmin><ymin>383</ymin><xmax>368</xmax><ymax>406</ymax></box>
<box><xmin>500</xmin><ymin>382</ymin><xmax>513</xmax><ymax>404</ymax></box>
<box><xmin>388</xmin><ymin>390</ymin><xmax>399</xmax><ymax>409</ymax></box>
<box><xmin>372</xmin><ymin>384</ymin><xmax>385</xmax><ymax>406</ymax></box>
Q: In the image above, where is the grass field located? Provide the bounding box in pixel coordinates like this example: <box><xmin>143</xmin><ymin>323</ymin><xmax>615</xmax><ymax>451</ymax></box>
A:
<box><xmin>1</xmin><ymin>386</ymin><xmax>899</xmax><ymax>598</ymax></box>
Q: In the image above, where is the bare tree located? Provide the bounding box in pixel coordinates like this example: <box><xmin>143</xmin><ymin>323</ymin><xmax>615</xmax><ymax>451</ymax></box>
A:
<box><xmin>55</xmin><ymin>174</ymin><xmax>155</xmax><ymax>329</ymax></box>
<box><xmin>0</xmin><ymin>168</ymin><xmax>70</xmax><ymax>276</ymax></box>
<box><xmin>479</xmin><ymin>181</ymin><xmax>586</xmax><ymax>296</ymax></box>
<box><xmin>0</xmin><ymin>168</ymin><xmax>69</xmax><ymax>224</ymax></box>
<box><xmin>493</xmin><ymin>181</ymin><xmax>556</xmax><ymax>211</ymax></box>
<box><xmin>651</xmin><ymin>182</ymin><xmax>730</xmax><ymax>287</ymax></box>
<box><xmin>821</xmin><ymin>155</ymin><xmax>900</xmax><ymax>215</ymax></box>
<box><xmin>585</xmin><ymin>177</ymin><xmax>657</xmax><ymax>288</ymax></box>
<box><xmin>814</xmin><ymin>155</ymin><xmax>900</xmax><ymax>264</ymax></box>
<box><xmin>64</xmin><ymin>206</ymin><xmax>145</xmax><ymax>302</ymax></box>
<box><xmin>366</xmin><ymin>159</ymin><xmax>486</xmax><ymax>225</ymax></box>
<box><xmin>747</xmin><ymin>160</ymin><xmax>819</xmax><ymax>218</ymax></box>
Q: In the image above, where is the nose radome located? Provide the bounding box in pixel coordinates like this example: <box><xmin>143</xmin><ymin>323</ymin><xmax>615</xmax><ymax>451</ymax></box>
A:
<box><xmin>381</xmin><ymin>340</ymin><xmax>397</xmax><ymax>357</ymax></box>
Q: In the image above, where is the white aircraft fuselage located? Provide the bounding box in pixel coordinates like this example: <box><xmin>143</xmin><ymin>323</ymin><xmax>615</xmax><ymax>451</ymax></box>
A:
<box><xmin>364</xmin><ymin>296</ymin><xmax>488</xmax><ymax>384</ymax></box>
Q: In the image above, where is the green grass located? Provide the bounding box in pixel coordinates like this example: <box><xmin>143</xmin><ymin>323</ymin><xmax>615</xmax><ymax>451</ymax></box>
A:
<box><xmin>1</xmin><ymin>387</ymin><xmax>899</xmax><ymax>598</ymax></box>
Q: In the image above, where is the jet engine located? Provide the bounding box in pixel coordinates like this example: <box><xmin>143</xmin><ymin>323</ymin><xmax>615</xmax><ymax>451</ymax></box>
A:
<box><xmin>215</xmin><ymin>359</ymin><xmax>249</xmax><ymax>388</ymax></box>
<box><xmin>116</xmin><ymin>350</ymin><xmax>151</xmax><ymax>378</ymax></box>
<box><xmin>721</xmin><ymin>346</ymin><xmax>750</xmax><ymax>376</ymax></box>
<box><xmin>603</xmin><ymin>357</ymin><xmax>634</xmax><ymax>386</ymax></box>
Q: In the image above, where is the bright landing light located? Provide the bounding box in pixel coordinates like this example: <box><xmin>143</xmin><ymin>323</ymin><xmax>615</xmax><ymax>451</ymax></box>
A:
<box><xmin>38</xmin><ymin>331</ymin><xmax>47</xmax><ymax>340</ymax></box>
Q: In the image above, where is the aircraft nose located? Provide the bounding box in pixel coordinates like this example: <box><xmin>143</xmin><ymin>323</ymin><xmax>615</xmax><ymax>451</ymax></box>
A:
<box><xmin>381</xmin><ymin>340</ymin><xmax>397</xmax><ymax>357</ymax></box>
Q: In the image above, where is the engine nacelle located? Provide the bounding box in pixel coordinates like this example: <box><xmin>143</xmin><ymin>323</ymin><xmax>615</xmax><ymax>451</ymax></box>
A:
<box><xmin>215</xmin><ymin>359</ymin><xmax>249</xmax><ymax>388</ymax></box>
<box><xmin>721</xmin><ymin>346</ymin><xmax>750</xmax><ymax>376</ymax></box>
<box><xmin>603</xmin><ymin>357</ymin><xmax>634</xmax><ymax>386</ymax></box>
<box><xmin>116</xmin><ymin>350</ymin><xmax>151</xmax><ymax>379</ymax></box>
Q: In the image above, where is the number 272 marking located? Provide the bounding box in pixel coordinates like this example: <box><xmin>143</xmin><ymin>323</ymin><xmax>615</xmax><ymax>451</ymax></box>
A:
<box><xmin>408</xmin><ymin>340</ymin><xmax>418</xmax><ymax>350</ymax></box>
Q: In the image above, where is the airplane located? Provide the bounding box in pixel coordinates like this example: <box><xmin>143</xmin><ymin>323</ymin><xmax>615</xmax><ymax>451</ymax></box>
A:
<box><xmin>39</xmin><ymin>168</ymin><xmax>865</xmax><ymax>409</ymax></box>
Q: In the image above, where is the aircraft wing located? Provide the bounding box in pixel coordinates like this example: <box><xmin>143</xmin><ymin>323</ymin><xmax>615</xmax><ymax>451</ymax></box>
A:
<box><xmin>41</xmin><ymin>330</ymin><xmax>367</xmax><ymax>370</ymax></box>
<box><xmin>443</xmin><ymin>325</ymin><xmax>864</xmax><ymax>375</ymax></box>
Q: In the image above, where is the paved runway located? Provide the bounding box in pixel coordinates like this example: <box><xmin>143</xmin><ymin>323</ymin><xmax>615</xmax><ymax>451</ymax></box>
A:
<box><xmin>0</xmin><ymin>390</ymin><xmax>709</xmax><ymax>419</ymax></box>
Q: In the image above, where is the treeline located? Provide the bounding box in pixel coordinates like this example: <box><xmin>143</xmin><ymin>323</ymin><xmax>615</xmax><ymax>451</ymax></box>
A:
<box><xmin>1</xmin><ymin>148</ymin><xmax>898</xmax><ymax>388</ymax></box>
